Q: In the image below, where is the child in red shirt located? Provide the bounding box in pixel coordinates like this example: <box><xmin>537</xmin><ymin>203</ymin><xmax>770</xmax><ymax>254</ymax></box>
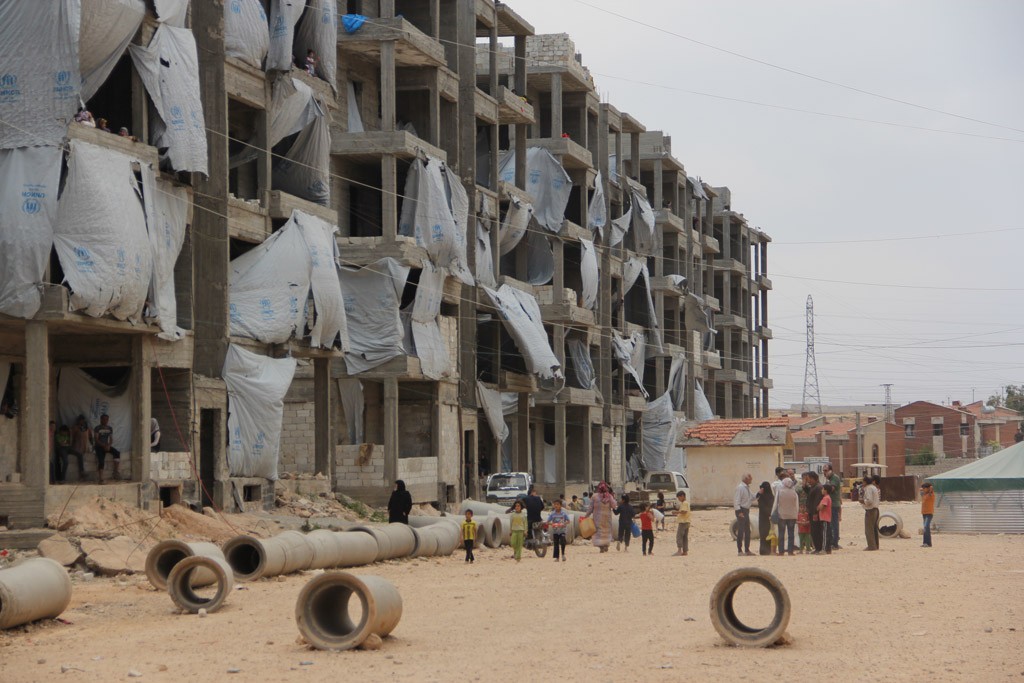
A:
<box><xmin>818</xmin><ymin>485</ymin><xmax>834</xmax><ymax>555</ymax></box>
<box><xmin>638</xmin><ymin>503</ymin><xmax>655</xmax><ymax>556</ymax></box>
<box><xmin>797</xmin><ymin>507</ymin><xmax>812</xmax><ymax>554</ymax></box>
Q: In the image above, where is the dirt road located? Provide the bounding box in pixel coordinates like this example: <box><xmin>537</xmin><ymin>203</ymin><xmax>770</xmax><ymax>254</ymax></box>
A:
<box><xmin>1</xmin><ymin>501</ymin><xmax>1020</xmax><ymax>682</ymax></box>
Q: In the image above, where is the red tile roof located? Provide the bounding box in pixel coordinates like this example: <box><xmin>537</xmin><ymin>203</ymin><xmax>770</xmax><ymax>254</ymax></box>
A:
<box><xmin>684</xmin><ymin>417</ymin><xmax>790</xmax><ymax>446</ymax></box>
<box><xmin>792</xmin><ymin>420</ymin><xmax>858</xmax><ymax>440</ymax></box>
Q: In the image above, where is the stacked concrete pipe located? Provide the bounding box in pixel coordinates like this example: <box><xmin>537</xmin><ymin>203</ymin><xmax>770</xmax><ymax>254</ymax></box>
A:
<box><xmin>167</xmin><ymin>554</ymin><xmax>235</xmax><ymax>614</ymax></box>
<box><xmin>0</xmin><ymin>558</ymin><xmax>73</xmax><ymax>629</ymax></box>
<box><xmin>223</xmin><ymin>530</ymin><xmax>315</xmax><ymax>581</ymax></box>
<box><xmin>306</xmin><ymin>529</ymin><xmax>380</xmax><ymax>569</ymax></box>
<box><xmin>145</xmin><ymin>540</ymin><xmax>225</xmax><ymax>590</ymax></box>
<box><xmin>473</xmin><ymin>515</ymin><xmax>502</xmax><ymax>549</ymax></box>
<box><xmin>348</xmin><ymin>524</ymin><xmax>417</xmax><ymax>562</ymax></box>
<box><xmin>409</xmin><ymin>526</ymin><xmax>439</xmax><ymax>557</ymax></box>
<box><xmin>295</xmin><ymin>572</ymin><xmax>403</xmax><ymax>651</ymax></box>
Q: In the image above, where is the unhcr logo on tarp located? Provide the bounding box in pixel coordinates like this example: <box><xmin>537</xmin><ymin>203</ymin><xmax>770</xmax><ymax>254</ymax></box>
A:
<box><xmin>0</xmin><ymin>73</ymin><xmax>20</xmax><ymax>103</ymax></box>
<box><xmin>21</xmin><ymin>184</ymin><xmax>46</xmax><ymax>215</ymax></box>
<box><xmin>169</xmin><ymin>105</ymin><xmax>185</xmax><ymax>131</ymax></box>
<box><xmin>230</xmin><ymin>0</ymin><xmax>242</xmax><ymax>13</ymax></box>
<box><xmin>74</xmin><ymin>246</ymin><xmax>96</xmax><ymax>273</ymax></box>
<box><xmin>53</xmin><ymin>70</ymin><xmax>74</xmax><ymax>100</ymax></box>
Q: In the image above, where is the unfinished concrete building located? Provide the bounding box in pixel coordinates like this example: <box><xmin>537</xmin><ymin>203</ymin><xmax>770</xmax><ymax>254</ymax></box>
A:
<box><xmin>0</xmin><ymin>0</ymin><xmax>771</xmax><ymax>533</ymax></box>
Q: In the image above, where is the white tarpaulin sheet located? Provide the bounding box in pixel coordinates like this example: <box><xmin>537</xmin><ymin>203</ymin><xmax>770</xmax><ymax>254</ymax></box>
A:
<box><xmin>57</xmin><ymin>368</ymin><xmax>133</xmax><ymax>453</ymax></box>
<box><xmin>668</xmin><ymin>353</ymin><xmax>687</xmax><ymax>412</ymax></box>
<box><xmin>141</xmin><ymin>167</ymin><xmax>188</xmax><ymax>340</ymax></box>
<box><xmin>267</xmin><ymin>0</ymin><xmax>305</xmax><ymax>71</ymax></box>
<box><xmin>579</xmin><ymin>238</ymin><xmax>598</xmax><ymax>310</ymax></box>
<box><xmin>476</xmin><ymin>223</ymin><xmax>496</xmax><ymax>288</ymax></box>
<box><xmin>294</xmin><ymin>0</ymin><xmax>337</xmax><ymax>89</ymax></box>
<box><xmin>270</xmin><ymin>76</ymin><xmax>319</xmax><ymax>147</ymax></box>
<box><xmin>543</xmin><ymin>442</ymin><xmax>556</xmax><ymax>484</ymax></box>
<box><xmin>476</xmin><ymin>383</ymin><xmax>509</xmax><ymax>443</ymax></box>
<box><xmin>229</xmin><ymin>223</ymin><xmax>309</xmax><ymax>343</ymax></box>
<box><xmin>0</xmin><ymin>363</ymin><xmax>9</xmax><ymax>400</ymax></box>
<box><xmin>346</xmin><ymin>81</ymin><xmax>364</xmax><ymax>132</ymax></box>
<box><xmin>154</xmin><ymin>0</ymin><xmax>188</xmax><ymax>26</ymax></box>
<box><xmin>498</xmin><ymin>148</ymin><xmax>571</xmax><ymax>233</ymax></box>
<box><xmin>130</xmin><ymin>25</ymin><xmax>208</xmax><ymax>174</ymax></box>
<box><xmin>609</xmin><ymin>207</ymin><xmax>631</xmax><ymax>248</ymax></box>
<box><xmin>694</xmin><ymin>380</ymin><xmax>715</xmax><ymax>422</ymax></box>
<box><xmin>623</xmin><ymin>255</ymin><xmax>644</xmax><ymax>295</ymax></box>
<box><xmin>567</xmin><ymin>337</ymin><xmax>595</xmax><ymax>391</ymax></box>
<box><xmin>631</xmin><ymin>186</ymin><xmax>656</xmax><ymax>255</ymax></box>
<box><xmin>641</xmin><ymin>392</ymin><xmax>679</xmax><ymax>473</ymax></box>
<box><xmin>526</xmin><ymin>230</ymin><xmax>554</xmax><ymax>286</ymax></box>
<box><xmin>689</xmin><ymin>176</ymin><xmax>708</xmax><ymax>201</ymax></box>
<box><xmin>498</xmin><ymin>196</ymin><xmax>533</xmax><ymax>256</ymax></box>
<box><xmin>79</xmin><ymin>0</ymin><xmax>145</xmax><ymax>101</ymax></box>
<box><xmin>295</xmin><ymin>211</ymin><xmax>347</xmax><ymax>349</ymax></box>
<box><xmin>55</xmin><ymin>140</ymin><xmax>152</xmax><ymax>322</ymax></box>
<box><xmin>613</xmin><ymin>331</ymin><xmax>647</xmax><ymax>398</ymax></box>
<box><xmin>483</xmin><ymin>285</ymin><xmax>562</xmax><ymax>384</ymax></box>
<box><xmin>338</xmin><ymin>258</ymin><xmax>409</xmax><ymax>375</ymax></box>
<box><xmin>224</xmin><ymin>344</ymin><xmax>296</xmax><ymax>480</ymax></box>
<box><xmin>410</xmin><ymin>261</ymin><xmax>451</xmax><ymax>380</ymax></box>
<box><xmin>399</xmin><ymin>158</ymin><xmax>473</xmax><ymax>285</ymax></box>
<box><xmin>0</xmin><ymin>146</ymin><xmax>61</xmax><ymax>318</ymax></box>
<box><xmin>337</xmin><ymin>378</ymin><xmax>364</xmax><ymax>444</ymax></box>
<box><xmin>639</xmin><ymin>262</ymin><xmax>664</xmax><ymax>353</ymax></box>
<box><xmin>225</xmin><ymin>0</ymin><xmax>269</xmax><ymax>68</ymax></box>
<box><xmin>588</xmin><ymin>170</ymin><xmax>607</xmax><ymax>238</ymax></box>
<box><xmin>273</xmin><ymin>108</ymin><xmax>330</xmax><ymax>205</ymax></box>
<box><xmin>0</xmin><ymin>1</ymin><xmax>80</xmax><ymax>148</ymax></box>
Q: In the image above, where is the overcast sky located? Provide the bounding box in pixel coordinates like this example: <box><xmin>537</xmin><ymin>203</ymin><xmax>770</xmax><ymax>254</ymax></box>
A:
<box><xmin>509</xmin><ymin>0</ymin><xmax>1024</xmax><ymax>410</ymax></box>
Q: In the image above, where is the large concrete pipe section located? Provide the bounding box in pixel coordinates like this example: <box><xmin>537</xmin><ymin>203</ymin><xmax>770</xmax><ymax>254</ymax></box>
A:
<box><xmin>296</xmin><ymin>572</ymin><xmax>403</xmax><ymax>651</ymax></box>
<box><xmin>223</xmin><ymin>530</ymin><xmax>314</xmax><ymax>581</ymax></box>
<box><xmin>491</xmin><ymin>514</ymin><xmax>512</xmax><ymax>546</ymax></box>
<box><xmin>145</xmin><ymin>540</ymin><xmax>224</xmax><ymax>590</ymax></box>
<box><xmin>430</xmin><ymin>519</ymin><xmax>461</xmax><ymax>555</ymax></box>
<box><xmin>306</xmin><ymin>530</ymin><xmax>380</xmax><ymax>570</ymax></box>
<box><xmin>348</xmin><ymin>524</ymin><xmax>416</xmax><ymax>561</ymax></box>
<box><xmin>167</xmin><ymin>555</ymin><xmax>234</xmax><ymax>614</ymax></box>
<box><xmin>0</xmin><ymin>558</ymin><xmax>73</xmax><ymax>629</ymax></box>
<box><xmin>878</xmin><ymin>511</ymin><xmax>904</xmax><ymax>539</ymax></box>
<box><xmin>410</xmin><ymin>526</ymin><xmax>439</xmax><ymax>558</ymax></box>
<box><xmin>459</xmin><ymin>499</ymin><xmax>509</xmax><ymax>517</ymax></box>
<box><xmin>474</xmin><ymin>515</ymin><xmax>501</xmax><ymax>549</ymax></box>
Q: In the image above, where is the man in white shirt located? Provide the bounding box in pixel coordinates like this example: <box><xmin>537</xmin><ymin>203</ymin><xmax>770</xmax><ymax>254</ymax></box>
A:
<box><xmin>733</xmin><ymin>473</ymin><xmax>754</xmax><ymax>556</ymax></box>
<box><xmin>860</xmin><ymin>475</ymin><xmax>881</xmax><ymax>550</ymax></box>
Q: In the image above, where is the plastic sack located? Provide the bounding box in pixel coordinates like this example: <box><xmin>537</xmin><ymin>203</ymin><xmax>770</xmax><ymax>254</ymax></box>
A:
<box><xmin>579</xmin><ymin>517</ymin><xmax>596</xmax><ymax>539</ymax></box>
<box><xmin>630</xmin><ymin>521</ymin><xmax>641</xmax><ymax>538</ymax></box>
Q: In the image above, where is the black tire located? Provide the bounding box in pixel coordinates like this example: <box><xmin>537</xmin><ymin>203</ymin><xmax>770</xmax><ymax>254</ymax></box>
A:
<box><xmin>534</xmin><ymin>544</ymin><xmax>547</xmax><ymax>558</ymax></box>
<box><xmin>709</xmin><ymin>567</ymin><xmax>791</xmax><ymax>647</ymax></box>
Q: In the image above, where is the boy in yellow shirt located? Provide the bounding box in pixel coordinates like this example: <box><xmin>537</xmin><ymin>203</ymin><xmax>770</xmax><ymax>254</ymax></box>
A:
<box><xmin>673</xmin><ymin>490</ymin><xmax>691</xmax><ymax>556</ymax></box>
<box><xmin>461</xmin><ymin>509</ymin><xmax>477</xmax><ymax>563</ymax></box>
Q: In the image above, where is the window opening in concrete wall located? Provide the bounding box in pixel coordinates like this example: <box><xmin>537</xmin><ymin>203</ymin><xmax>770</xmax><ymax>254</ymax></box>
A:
<box><xmin>150</xmin><ymin>367</ymin><xmax>189</xmax><ymax>452</ymax></box>
<box><xmin>243</xmin><ymin>483</ymin><xmax>261</xmax><ymax>502</ymax></box>
<box><xmin>905</xmin><ymin>424</ymin><xmax>915</xmax><ymax>438</ymax></box>
<box><xmin>159</xmin><ymin>484</ymin><xmax>182</xmax><ymax>508</ymax></box>
<box><xmin>228</xmin><ymin>99</ymin><xmax>263</xmax><ymax>202</ymax></box>
<box><xmin>84</xmin><ymin>55</ymin><xmax>138</xmax><ymax>141</ymax></box>
<box><xmin>960</xmin><ymin>423</ymin><xmax>969</xmax><ymax>437</ymax></box>
<box><xmin>343</xmin><ymin>160</ymin><xmax>383</xmax><ymax>238</ymax></box>
<box><xmin>872</xmin><ymin>445</ymin><xmax>879</xmax><ymax>464</ymax></box>
<box><xmin>933</xmin><ymin>423</ymin><xmax>943</xmax><ymax>437</ymax></box>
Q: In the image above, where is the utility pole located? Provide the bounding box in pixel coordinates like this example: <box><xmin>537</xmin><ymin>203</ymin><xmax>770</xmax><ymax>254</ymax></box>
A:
<box><xmin>801</xmin><ymin>295</ymin><xmax>822</xmax><ymax>415</ymax></box>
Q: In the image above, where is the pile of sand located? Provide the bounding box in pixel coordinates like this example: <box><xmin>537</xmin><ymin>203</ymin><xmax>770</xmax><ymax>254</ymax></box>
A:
<box><xmin>275</xmin><ymin>486</ymin><xmax>379</xmax><ymax>522</ymax></box>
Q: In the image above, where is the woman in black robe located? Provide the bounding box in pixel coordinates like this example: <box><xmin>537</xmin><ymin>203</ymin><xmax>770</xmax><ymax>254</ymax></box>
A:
<box><xmin>755</xmin><ymin>481</ymin><xmax>774</xmax><ymax>555</ymax></box>
<box><xmin>387</xmin><ymin>479</ymin><xmax>413</xmax><ymax>524</ymax></box>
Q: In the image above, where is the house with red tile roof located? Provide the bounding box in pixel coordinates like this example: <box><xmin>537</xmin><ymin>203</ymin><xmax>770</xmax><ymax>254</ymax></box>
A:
<box><xmin>959</xmin><ymin>401</ymin><xmax>1022</xmax><ymax>451</ymax></box>
<box><xmin>681</xmin><ymin>418</ymin><xmax>791</xmax><ymax>506</ymax></box>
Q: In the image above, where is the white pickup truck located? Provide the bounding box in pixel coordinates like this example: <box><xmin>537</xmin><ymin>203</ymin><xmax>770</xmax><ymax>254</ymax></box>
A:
<box><xmin>627</xmin><ymin>471</ymin><xmax>691</xmax><ymax>511</ymax></box>
<box><xmin>484</xmin><ymin>472</ymin><xmax>533</xmax><ymax>505</ymax></box>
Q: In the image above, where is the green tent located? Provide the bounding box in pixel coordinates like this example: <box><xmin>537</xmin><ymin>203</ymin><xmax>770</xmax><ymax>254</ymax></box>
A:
<box><xmin>926</xmin><ymin>442</ymin><xmax>1024</xmax><ymax>534</ymax></box>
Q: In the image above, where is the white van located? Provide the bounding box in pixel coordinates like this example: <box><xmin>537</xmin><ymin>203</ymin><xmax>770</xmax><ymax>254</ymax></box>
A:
<box><xmin>485</xmin><ymin>472</ymin><xmax>532</xmax><ymax>504</ymax></box>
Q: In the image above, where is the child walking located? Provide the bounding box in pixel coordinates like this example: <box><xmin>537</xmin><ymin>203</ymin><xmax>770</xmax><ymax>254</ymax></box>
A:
<box><xmin>638</xmin><ymin>503</ymin><xmax>655</xmax><ymax>555</ymax></box>
<box><xmin>654</xmin><ymin>492</ymin><xmax>667</xmax><ymax>531</ymax></box>
<box><xmin>797</xmin><ymin>505</ymin><xmax>813</xmax><ymax>554</ymax></box>
<box><xmin>613</xmin><ymin>495</ymin><xmax>635</xmax><ymax>551</ymax></box>
<box><xmin>547</xmin><ymin>499</ymin><xmax>570</xmax><ymax>562</ymax></box>
<box><xmin>818</xmin><ymin>484</ymin><xmax>834</xmax><ymax>554</ymax></box>
<box><xmin>509</xmin><ymin>500</ymin><xmax>527</xmax><ymax>562</ymax></box>
<box><xmin>673</xmin><ymin>491</ymin><xmax>690</xmax><ymax>556</ymax></box>
<box><xmin>461</xmin><ymin>509</ymin><xmax>477</xmax><ymax>563</ymax></box>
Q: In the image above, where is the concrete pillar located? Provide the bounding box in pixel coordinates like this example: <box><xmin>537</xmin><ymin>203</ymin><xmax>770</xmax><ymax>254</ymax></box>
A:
<box><xmin>131</xmin><ymin>336</ymin><xmax>151</xmax><ymax>482</ymax></box>
<box><xmin>383</xmin><ymin>378</ymin><xmax>398</xmax><ymax>486</ymax></box>
<box><xmin>555</xmin><ymin>404</ymin><xmax>566</xmax><ymax>493</ymax></box>
<box><xmin>514</xmin><ymin>36</ymin><xmax>527</xmax><ymax>188</ymax></box>
<box><xmin>22</xmin><ymin>321</ymin><xmax>49</xmax><ymax>490</ymax></box>
<box><xmin>314</xmin><ymin>358</ymin><xmax>332</xmax><ymax>477</ymax></box>
<box><xmin>550</xmin><ymin>73</ymin><xmax>562</xmax><ymax>138</ymax></box>
<box><xmin>516</xmin><ymin>393</ymin><xmax>529</xmax><ymax>471</ymax></box>
<box><xmin>381</xmin><ymin>42</ymin><xmax>396</xmax><ymax>131</ymax></box>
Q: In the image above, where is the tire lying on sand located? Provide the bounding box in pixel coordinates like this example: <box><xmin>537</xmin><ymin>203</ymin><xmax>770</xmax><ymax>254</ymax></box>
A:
<box><xmin>296</xmin><ymin>572</ymin><xmax>402</xmax><ymax>651</ymax></box>
<box><xmin>167</xmin><ymin>555</ymin><xmax>234</xmax><ymax>614</ymax></box>
<box><xmin>709</xmin><ymin>567</ymin><xmax>791</xmax><ymax>648</ymax></box>
<box><xmin>877</xmin><ymin>511</ymin><xmax>904</xmax><ymax>539</ymax></box>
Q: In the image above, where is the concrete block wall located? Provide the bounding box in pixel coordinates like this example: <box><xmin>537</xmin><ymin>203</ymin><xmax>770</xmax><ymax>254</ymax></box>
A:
<box><xmin>475</xmin><ymin>45</ymin><xmax>515</xmax><ymax>76</ymax></box>
<box><xmin>280</xmin><ymin>400</ymin><xmax>317</xmax><ymax>473</ymax></box>
<box><xmin>335</xmin><ymin>444</ymin><xmax>385</xmax><ymax>488</ymax></box>
<box><xmin>150</xmin><ymin>451</ymin><xmax>192</xmax><ymax>481</ymax></box>
<box><xmin>525</xmin><ymin>33</ymin><xmax>593</xmax><ymax>86</ymax></box>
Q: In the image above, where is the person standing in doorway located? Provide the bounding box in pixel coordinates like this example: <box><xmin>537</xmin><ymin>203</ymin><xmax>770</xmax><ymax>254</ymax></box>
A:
<box><xmin>673</xmin><ymin>490</ymin><xmax>691</xmax><ymax>556</ymax></box>
<box><xmin>733</xmin><ymin>473</ymin><xmax>754</xmax><ymax>556</ymax></box>
<box><xmin>93</xmin><ymin>414</ymin><xmax>120</xmax><ymax>484</ymax></box>
<box><xmin>861</xmin><ymin>475</ymin><xmax>881</xmax><ymax>550</ymax></box>
<box><xmin>387</xmin><ymin>480</ymin><xmax>413</xmax><ymax>524</ymax></box>
<box><xmin>920</xmin><ymin>482</ymin><xmax>935</xmax><ymax>548</ymax></box>
<box><xmin>461</xmin><ymin>509</ymin><xmax>477</xmax><ymax>563</ymax></box>
<box><xmin>822</xmin><ymin>464</ymin><xmax>843</xmax><ymax>550</ymax></box>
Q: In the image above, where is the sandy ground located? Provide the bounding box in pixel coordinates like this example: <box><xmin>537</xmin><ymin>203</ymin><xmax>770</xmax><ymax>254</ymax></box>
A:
<box><xmin>1</xmin><ymin>501</ymin><xmax>1021</xmax><ymax>682</ymax></box>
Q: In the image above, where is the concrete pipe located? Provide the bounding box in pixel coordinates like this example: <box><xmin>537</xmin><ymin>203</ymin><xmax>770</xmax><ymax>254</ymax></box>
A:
<box><xmin>491</xmin><ymin>514</ymin><xmax>512</xmax><ymax>546</ymax></box>
<box><xmin>478</xmin><ymin>514</ymin><xmax>503</xmax><ymax>549</ymax></box>
<box><xmin>348</xmin><ymin>524</ymin><xmax>416</xmax><ymax>561</ymax></box>
<box><xmin>295</xmin><ymin>572</ymin><xmax>403</xmax><ymax>651</ymax></box>
<box><xmin>729</xmin><ymin>517</ymin><xmax>762</xmax><ymax>541</ymax></box>
<box><xmin>145</xmin><ymin>540</ymin><xmax>224</xmax><ymax>591</ymax></box>
<box><xmin>459</xmin><ymin>499</ymin><xmax>509</xmax><ymax>517</ymax></box>
<box><xmin>878</xmin><ymin>511</ymin><xmax>904</xmax><ymax>539</ymax></box>
<box><xmin>223</xmin><ymin>530</ymin><xmax>314</xmax><ymax>581</ymax></box>
<box><xmin>306</xmin><ymin>530</ymin><xmax>379</xmax><ymax>570</ymax></box>
<box><xmin>0</xmin><ymin>558</ymin><xmax>72</xmax><ymax>629</ymax></box>
<box><xmin>424</xmin><ymin>519</ymin><xmax>460</xmax><ymax>555</ymax></box>
<box><xmin>167</xmin><ymin>555</ymin><xmax>234</xmax><ymax>614</ymax></box>
<box><xmin>410</xmin><ymin>527</ymin><xmax>439</xmax><ymax>558</ymax></box>
<box><xmin>709</xmin><ymin>567</ymin><xmax>791</xmax><ymax>648</ymax></box>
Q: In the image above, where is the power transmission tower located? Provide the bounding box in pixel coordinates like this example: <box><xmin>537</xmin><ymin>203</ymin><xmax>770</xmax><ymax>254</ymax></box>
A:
<box><xmin>881</xmin><ymin>384</ymin><xmax>894</xmax><ymax>423</ymax></box>
<box><xmin>801</xmin><ymin>295</ymin><xmax>822</xmax><ymax>415</ymax></box>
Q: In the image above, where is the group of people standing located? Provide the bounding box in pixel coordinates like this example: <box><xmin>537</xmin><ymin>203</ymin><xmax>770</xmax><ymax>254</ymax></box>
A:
<box><xmin>580</xmin><ymin>482</ymin><xmax>692</xmax><ymax>557</ymax></box>
<box><xmin>736</xmin><ymin>465</ymin><xmax>888</xmax><ymax>555</ymax></box>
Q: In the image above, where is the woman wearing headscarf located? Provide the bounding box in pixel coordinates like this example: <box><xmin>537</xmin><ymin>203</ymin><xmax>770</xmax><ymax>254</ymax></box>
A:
<box><xmin>387</xmin><ymin>480</ymin><xmax>413</xmax><ymax>524</ymax></box>
<box><xmin>583</xmin><ymin>481</ymin><xmax>616</xmax><ymax>553</ymax></box>
<box><xmin>756</xmin><ymin>481</ymin><xmax>774</xmax><ymax>555</ymax></box>
<box><xmin>776</xmin><ymin>477</ymin><xmax>799</xmax><ymax>556</ymax></box>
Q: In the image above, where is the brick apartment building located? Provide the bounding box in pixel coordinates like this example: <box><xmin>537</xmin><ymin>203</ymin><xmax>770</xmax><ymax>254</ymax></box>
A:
<box><xmin>895</xmin><ymin>401</ymin><xmax>975</xmax><ymax>459</ymax></box>
<box><xmin>791</xmin><ymin>417</ymin><xmax>905</xmax><ymax>476</ymax></box>
<box><xmin>961</xmin><ymin>401</ymin><xmax>1023</xmax><ymax>451</ymax></box>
